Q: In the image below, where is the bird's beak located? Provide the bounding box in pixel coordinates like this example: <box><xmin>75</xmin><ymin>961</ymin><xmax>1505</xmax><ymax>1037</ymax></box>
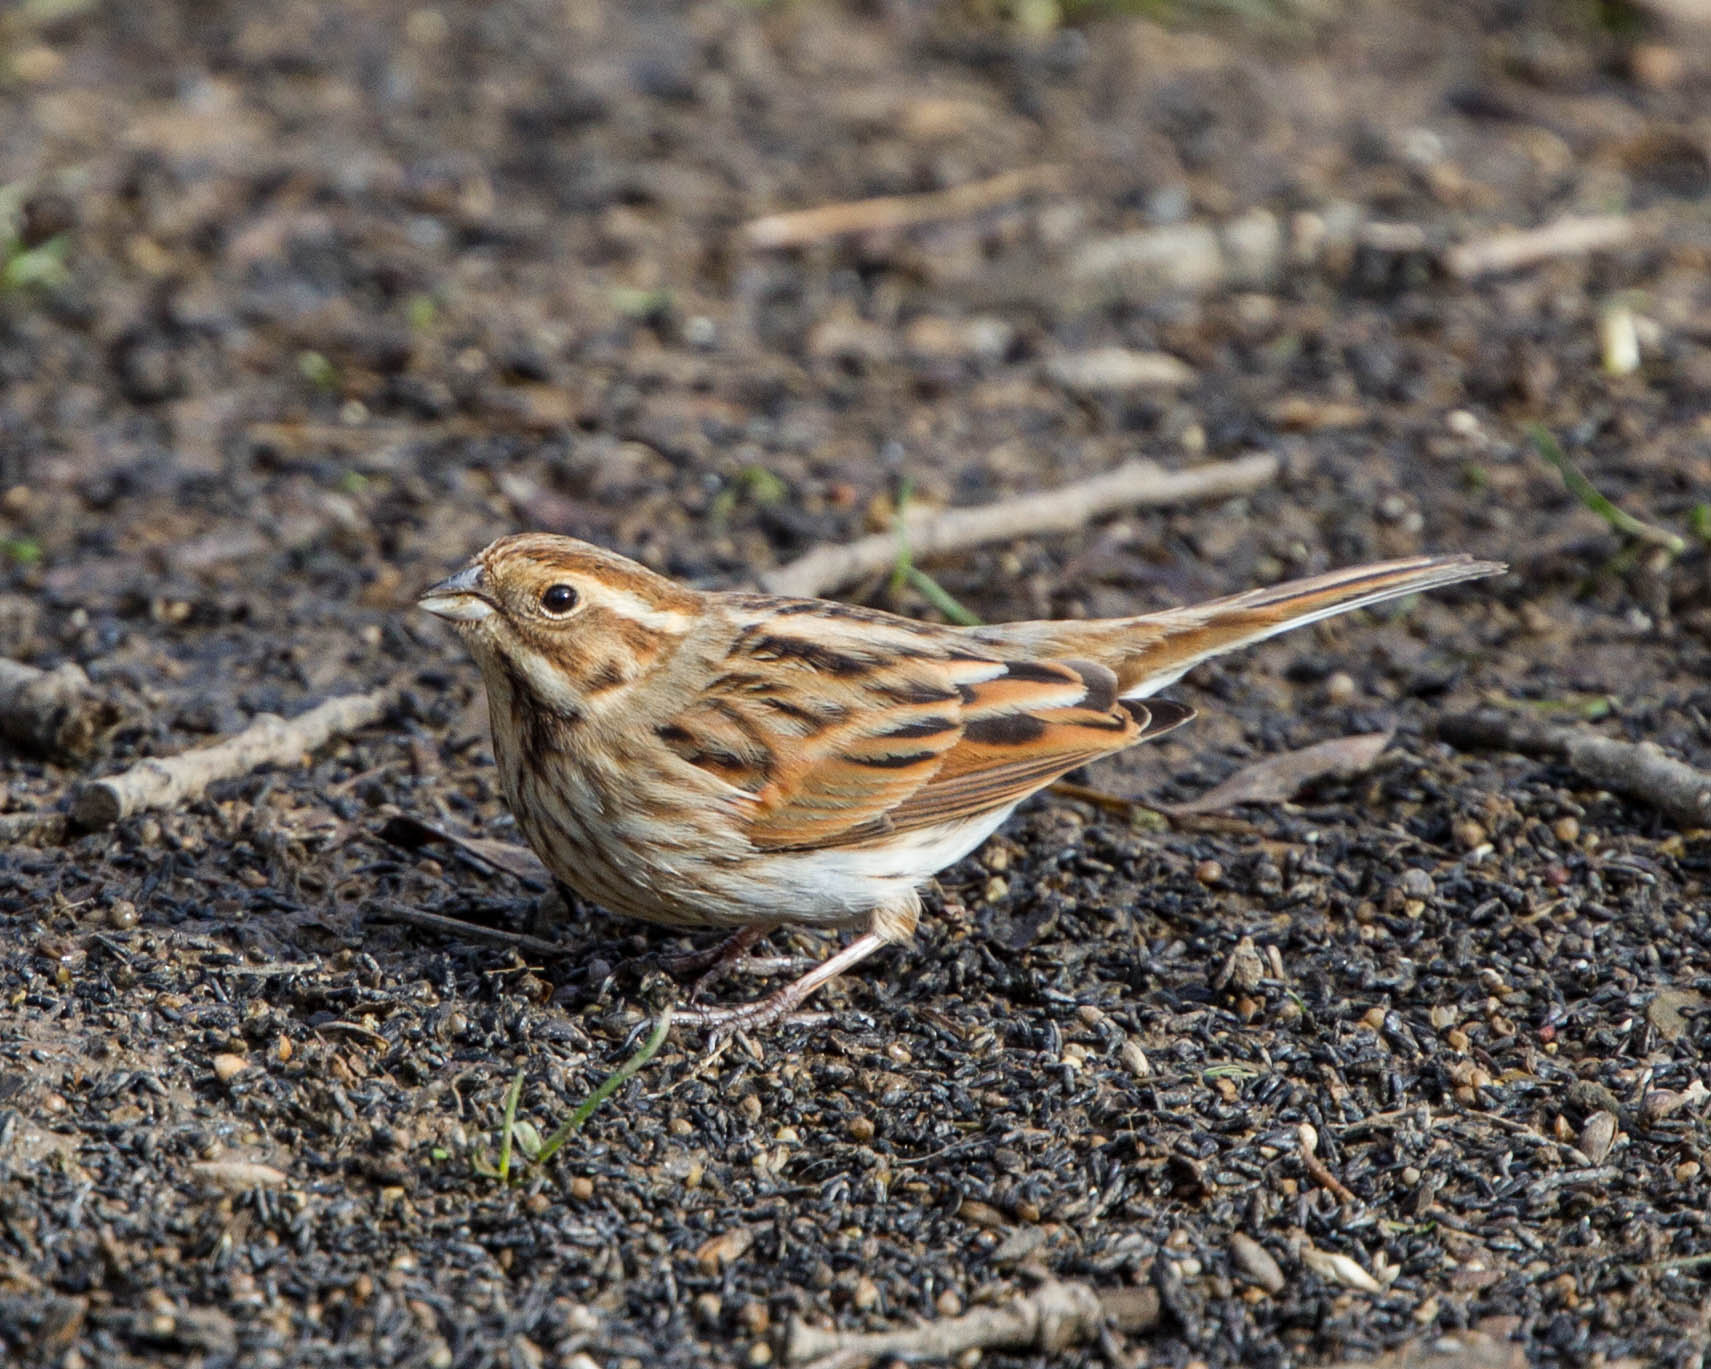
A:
<box><xmin>417</xmin><ymin>564</ymin><xmax>495</xmax><ymax>623</ymax></box>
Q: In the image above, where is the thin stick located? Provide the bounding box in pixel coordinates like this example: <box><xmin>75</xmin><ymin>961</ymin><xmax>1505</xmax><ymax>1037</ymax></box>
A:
<box><xmin>71</xmin><ymin>680</ymin><xmax>405</xmax><ymax>829</ymax></box>
<box><xmin>740</xmin><ymin>165</ymin><xmax>1066</xmax><ymax>251</ymax></box>
<box><xmin>760</xmin><ymin>454</ymin><xmax>1279</xmax><ymax>599</ymax></box>
<box><xmin>1444</xmin><ymin>212</ymin><xmax>1643</xmax><ymax>280</ymax></box>
<box><xmin>369</xmin><ymin>903</ymin><xmax>572</xmax><ymax>960</ymax></box>
<box><xmin>1439</xmin><ymin>710</ymin><xmax>1711</xmax><ymax>829</ymax></box>
<box><xmin>783</xmin><ymin>1280</ymin><xmax>1159</xmax><ymax>1364</ymax></box>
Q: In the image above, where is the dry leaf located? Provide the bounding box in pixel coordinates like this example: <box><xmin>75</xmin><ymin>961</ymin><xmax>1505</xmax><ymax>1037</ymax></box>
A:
<box><xmin>1161</xmin><ymin>730</ymin><xmax>1394</xmax><ymax>816</ymax></box>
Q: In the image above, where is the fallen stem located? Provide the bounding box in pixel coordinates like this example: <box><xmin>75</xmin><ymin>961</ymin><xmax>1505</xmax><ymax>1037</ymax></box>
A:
<box><xmin>71</xmin><ymin>679</ymin><xmax>407</xmax><ymax>829</ymax></box>
<box><xmin>1439</xmin><ymin>710</ymin><xmax>1711</xmax><ymax>829</ymax></box>
<box><xmin>761</xmin><ymin>453</ymin><xmax>1279</xmax><ymax>599</ymax></box>
<box><xmin>740</xmin><ymin>165</ymin><xmax>1066</xmax><ymax>251</ymax></box>
<box><xmin>783</xmin><ymin>1279</ymin><xmax>1159</xmax><ymax>1365</ymax></box>
<box><xmin>1444</xmin><ymin>212</ymin><xmax>1642</xmax><ymax>280</ymax></box>
<box><xmin>369</xmin><ymin>903</ymin><xmax>573</xmax><ymax>960</ymax></box>
<box><xmin>0</xmin><ymin>658</ymin><xmax>123</xmax><ymax>760</ymax></box>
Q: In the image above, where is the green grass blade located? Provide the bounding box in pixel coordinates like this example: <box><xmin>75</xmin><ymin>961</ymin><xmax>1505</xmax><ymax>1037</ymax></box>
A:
<box><xmin>534</xmin><ymin>1007</ymin><xmax>673</xmax><ymax>1166</ymax></box>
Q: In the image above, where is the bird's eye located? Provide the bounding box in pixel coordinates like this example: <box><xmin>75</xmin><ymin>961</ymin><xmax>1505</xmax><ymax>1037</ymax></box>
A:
<box><xmin>540</xmin><ymin>583</ymin><xmax>579</xmax><ymax>616</ymax></box>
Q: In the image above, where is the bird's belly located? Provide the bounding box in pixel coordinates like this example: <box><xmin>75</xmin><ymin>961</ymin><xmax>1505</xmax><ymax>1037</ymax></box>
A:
<box><xmin>698</xmin><ymin>809</ymin><xmax>1018</xmax><ymax>927</ymax></box>
<box><xmin>506</xmin><ymin>744</ymin><xmax>1015</xmax><ymax>930</ymax></box>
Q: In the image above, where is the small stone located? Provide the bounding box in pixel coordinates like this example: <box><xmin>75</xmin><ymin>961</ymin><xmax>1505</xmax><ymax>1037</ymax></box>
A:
<box><xmin>935</xmin><ymin>1288</ymin><xmax>962</xmax><ymax>1316</ymax></box>
<box><xmin>1399</xmin><ymin>868</ymin><xmax>1435</xmax><ymax>901</ymax></box>
<box><xmin>569</xmin><ymin>1175</ymin><xmax>594</xmax><ymax>1201</ymax></box>
<box><xmin>1044</xmin><ymin>347</ymin><xmax>1195</xmax><ymax>395</ymax></box>
<box><xmin>1324</xmin><ymin>671</ymin><xmax>1357</xmax><ymax>705</ymax></box>
<box><xmin>1194</xmin><ymin>859</ymin><xmax>1223</xmax><ymax>886</ymax></box>
<box><xmin>212</xmin><ymin>1053</ymin><xmax>249</xmax><ymax>1083</ymax></box>
<box><xmin>737</xmin><ymin>1301</ymin><xmax>769</xmax><ymax>1335</ymax></box>
<box><xmin>1643</xmin><ymin>1089</ymin><xmax>1687</xmax><ymax>1123</ymax></box>
<box><xmin>1452</xmin><ymin>819</ymin><xmax>1487</xmax><ymax>851</ymax></box>
<box><xmin>851</xmin><ymin>1276</ymin><xmax>880</xmax><ymax>1311</ymax></box>
<box><xmin>1578</xmin><ymin>1110</ymin><xmax>1618</xmax><ymax>1163</ymax></box>
<box><xmin>1553</xmin><ymin>816</ymin><xmax>1581</xmax><ymax>845</ymax></box>
<box><xmin>847</xmin><ymin>1116</ymin><xmax>875</xmax><ymax>1143</ymax></box>
<box><xmin>108</xmin><ymin>899</ymin><xmax>140</xmax><ymax>930</ymax></box>
<box><xmin>1229</xmin><ymin>1232</ymin><xmax>1285</xmax><ymax>1294</ymax></box>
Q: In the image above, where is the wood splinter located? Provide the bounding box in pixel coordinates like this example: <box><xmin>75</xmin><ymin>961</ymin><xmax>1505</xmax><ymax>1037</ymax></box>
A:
<box><xmin>783</xmin><ymin>1279</ymin><xmax>1159</xmax><ymax>1366</ymax></box>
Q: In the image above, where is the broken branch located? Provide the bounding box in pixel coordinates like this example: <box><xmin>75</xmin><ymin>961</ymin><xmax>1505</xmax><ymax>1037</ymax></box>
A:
<box><xmin>1439</xmin><ymin>710</ymin><xmax>1711</xmax><ymax>828</ymax></box>
<box><xmin>783</xmin><ymin>1279</ymin><xmax>1159</xmax><ymax>1366</ymax></box>
<box><xmin>71</xmin><ymin>680</ymin><xmax>405</xmax><ymax>829</ymax></box>
<box><xmin>0</xmin><ymin>659</ymin><xmax>123</xmax><ymax>761</ymax></box>
<box><xmin>741</xmin><ymin>165</ymin><xmax>1066</xmax><ymax>251</ymax></box>
<box><xmin>1444</xmin><ymin>212</ymin><xmax>1643</xmax><ymax>280</ymax></box>
<box><xmin>367</xmin><ymin>903</ymin><xmax>572</xmax><ymax>961</ymax></box>
<box><xmin>760</xmin><ymin>453</ymin><xmax>1279</xmax><ymax>599</ymax></box>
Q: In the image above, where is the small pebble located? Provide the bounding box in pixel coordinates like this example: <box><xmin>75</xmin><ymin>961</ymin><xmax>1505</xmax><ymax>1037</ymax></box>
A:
<box><xmin>1578</xmin><ymin>1111</ymin><xmax>1618</xmax><ymax>1163</ymax></box>
<box><xmin>1553</xmin><ymin>816</ymin><xmax>1581</xmax><ymax>844</ymax></box>
<box><xmin>212</xmin><ymin>1053</ymin><xmax>249</xmax><ymax>1083</ymax></box>
<box><xmin>569</xmin><ymin>1175</ymin><xmax>595</xmax><ymax>1201</ymax></box>
<box><xmin>848</xmin><ymin>1116</ymin><xmax>875</xmax><ymax>1143</ymax></box>
<box><xmin>1324</xmin><ymin>671</ymin><xmax>1357</xmax><ymax>705</ymax></box>
<box><xmin>1229</xmin><ymin>1232</ymin><xmax>1285</xmax><ymax>1294</ymax></box>
<box><xmin>1399</xmin><ymin>868</ymin><xmax>1435</xmax><ymax>901</ymax></box>
<box><xmin>1195</xmin><ymin>859</ymin><xmax>1223</xmax><ymax>886</ymax></box>
<box><xmin>108</xmin><ymin>899</ymin><xmax>139</xmax><ymax>930</ymax></box>
<box><xmin>1452</xmin><ymin>819</ymin><xmax>1487</xmax><ymax>851</ymax></box>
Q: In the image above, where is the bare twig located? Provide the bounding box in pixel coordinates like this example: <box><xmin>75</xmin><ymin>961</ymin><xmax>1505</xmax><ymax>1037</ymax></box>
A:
<box><xmin>71</xmin><ymin>680</ymin><xmax>406</xmax><ymax>829</ymax></box>
<box><xmin>1439</xmin><ymin>710</ymin><xmax>1711</xmax><ymax>828</ymax></box>
<box><xmin>1444</xmin><ymin>212</ymin><xmax>1644</xmax><ymax>280</ymax></box>
<box><xmin>783</xmin><ymin>1279</ymin><xmax>1159</xmax><ymax>1366</ymax></box>
<box><xmin>0</xmin><ymin>659</ymin><xmax>123</xmax><ymax>760</ymax></box>
<box><xmin>0</xmin><ymin>810</ymin><xmax>68</xmax><ymax>844</ymax></box>
<box><xmin>760</xmin><ymin>454</ymin><xmax>1279</xmax><ymax>599</ymax></box>
<box><xmin>368</xmin><ymin>902</ymin><xmax>572</xmax><ymax>960</ymax></box>
<box><xmin>740</xmin><ymin>165</ymin><xmax>1066</xmax><ymax>251</ymax></box>
<box><xmin>378</xmin><ymin>813</ymin><xmax>553</xmax><ymax>887</ymax></box>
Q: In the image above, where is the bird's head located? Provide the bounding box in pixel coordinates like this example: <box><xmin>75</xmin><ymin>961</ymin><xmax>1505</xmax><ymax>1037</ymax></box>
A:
<box><xmin>418</xmin><ymin>533</ymin><xmax>700</xmax><ymax>713</ymax></box>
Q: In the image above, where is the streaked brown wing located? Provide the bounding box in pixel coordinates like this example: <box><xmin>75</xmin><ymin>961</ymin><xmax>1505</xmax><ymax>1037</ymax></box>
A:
<box><xmin>877</xmin><ymin>693</ymin><xmax>1193</xmax><ymax>838</ymax></box>
<box><xmin>659</xmin><ymin>607</ymin><xmax>1192</xmax><ymax>853</ymax></box>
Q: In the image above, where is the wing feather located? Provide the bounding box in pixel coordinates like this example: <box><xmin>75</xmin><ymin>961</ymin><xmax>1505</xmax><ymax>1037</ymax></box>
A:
<box><xmin>657</xmin><ymin>608</ymin><xmax>1191</xmax><ymax>854</ymax></box>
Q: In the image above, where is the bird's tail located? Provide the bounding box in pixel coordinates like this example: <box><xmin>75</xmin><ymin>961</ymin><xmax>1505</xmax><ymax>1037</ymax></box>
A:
<box><xmin>968</xmin><ymin>554</ymin><xmax>1506</xmax><ymax>698</ymax></box>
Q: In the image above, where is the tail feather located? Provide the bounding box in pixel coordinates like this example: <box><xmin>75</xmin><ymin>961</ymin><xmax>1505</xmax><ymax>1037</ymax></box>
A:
<box><xmin>969</xmin><ymin>554</ymin><xmax>1505</xmax><ymax>699</ymax></box>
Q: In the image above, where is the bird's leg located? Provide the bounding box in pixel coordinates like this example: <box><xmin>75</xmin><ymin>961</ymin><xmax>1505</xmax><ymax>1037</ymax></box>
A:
<box><xmin>653</xmin><ymin>924</ymin><xmax>773</xmax><ymax>994</ymax></box>
<box><xmin>673</xmin><ymin>931</ymin><xmax>890</xmax><ymax>1033</ymax></box>
<box><xmin>673</xmin><ymin>895</ymin><xmax>916</xmax><ymax>1034</ymax></box>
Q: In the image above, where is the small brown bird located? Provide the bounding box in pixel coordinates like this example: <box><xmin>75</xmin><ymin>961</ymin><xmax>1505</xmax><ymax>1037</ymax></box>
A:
<box><xmin>419</xmin><ymin>535</ymin><xmax>1503</xmax><ymax>1031</ymax></box>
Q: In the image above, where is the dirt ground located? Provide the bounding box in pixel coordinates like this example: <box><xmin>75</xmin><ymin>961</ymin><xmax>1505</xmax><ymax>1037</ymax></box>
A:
<box><xmin>2</xmin><ymin>1</ymin><xmax>1710</xmax><ymax>1365</ymax></box>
